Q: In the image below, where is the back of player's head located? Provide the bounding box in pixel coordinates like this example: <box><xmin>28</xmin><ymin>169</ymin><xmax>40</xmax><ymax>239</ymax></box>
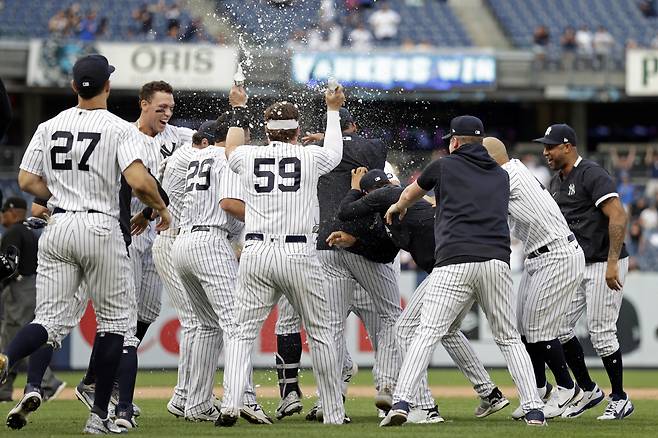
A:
<box><xmin>264</xmin><ymin>101</ymin><xmax>299</xmax><ymax>143</ymax></box>
<box><xmin>139</xmin><ymin>81</ymin><xmax>174</xmax><ymax>102</ymax></box>
<box><xmin>360</xmin><ymin>169</ymin><xmax>391</xmax><ymax>192</ymax></box>
<box><xmin>72</xmin><ymin>54</ymin><xmax>114</xmax><ymax>99</ymax></box>
<box><xmin>193</xmin><ymin>120</ymin><xmax>217</xmax><ymax>145</ymax></box>
<box><xmin>215</xmin><ymin>111</ymin><xmax>231</xmax><ymax>143</ymax></box>
<box><xmin>324</xmin><ymin>107</ymin><xmax>355</xmax><ymax>132</ymax></box>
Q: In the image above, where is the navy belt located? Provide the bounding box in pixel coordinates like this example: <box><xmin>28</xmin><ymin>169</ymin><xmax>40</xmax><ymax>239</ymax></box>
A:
<box><xmin>528</xmin><ymin>234</ymin><xmax>576</xmax><ymax>259</ymax></box>
<box><xmin>53</xmin><ymin>207</ymin><xmax>102</xmax><ymax>215</ymax></box>
<box><xmin>245</xmin><ymin>233</ymin><xmax>306</xmax><ymax>243</ymax></box>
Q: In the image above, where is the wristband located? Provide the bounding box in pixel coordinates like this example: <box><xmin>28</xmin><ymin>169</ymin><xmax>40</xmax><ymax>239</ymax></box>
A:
<box><xmin>142</xmin><ymin>207</ymin><xmax>153</xmax><ymax>221</ymax></box>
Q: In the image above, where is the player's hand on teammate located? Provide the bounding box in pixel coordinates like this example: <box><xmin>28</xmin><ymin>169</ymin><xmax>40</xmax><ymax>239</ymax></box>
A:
<box><xmin>155</xmin><ymin>208</ymin><xmax>172</xmax><ymax>232</ymax></box>
<box><xmin>23</xmin><ymin>216</ymin><xmax>48</xmax><ymax>230</ymax></box>
<box><xmin>351</xmin><ymin>167</ymin><xmax>368</xmax><ymax>190</ymax></box>
<box><xmin>302</xmin><ymin>132</ymin><xmax>325</xmax><ymax>145</ymax></box>
<box><xmin>326</xmin><ymin>231</ymin><xmax>357</xmax><ymax>248</ymax></box>
<box><xmin>229</xmin><ymin>84</ymin><xmax>248</xmax><ymax>108</ymax></box>
<box><xmin>130</xmin><ymin>212</ymin><xmax>151</xmax><ymax>236</ymax></box>
<box><xmin>325</xmin><ymin>85</ymin><xmax>345</xmax><ymax>111</ymax></box>
<box><xmin>385</xmin><ymin>202</ymin><xmax>407</xmax><ymax>225</ymax></box>
<box><xmin>606</xmin><ymin>260</ymin><xmax>623</xmax><ymax>291</ymax></box>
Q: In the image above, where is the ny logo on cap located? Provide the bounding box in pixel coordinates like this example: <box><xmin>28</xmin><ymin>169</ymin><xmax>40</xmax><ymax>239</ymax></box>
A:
<box><xmin>82</xmin><ymin>81</ymin><xmax>90</xmax><ymax>87</ymax></box>
<box><xmin>545</xmin><ymin>127</ymin><xmax>552</xmax><ymax>136</ymax></box>
<box><xmin>475</xmin><ymin>130</ymin><xmax>481</xmax><ymax>135</ymax></box>
<box><xmin>564</xmin><ymin>138</ymin><xmax>569</xmax><ymax>142</ymax></box>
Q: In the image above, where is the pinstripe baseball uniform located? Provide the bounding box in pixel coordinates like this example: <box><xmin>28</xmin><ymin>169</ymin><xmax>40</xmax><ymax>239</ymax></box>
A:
<box><xmin>171</xmin><ymin>145</ymin><xmax>258</xmax><ymax>417</ymax></box>
<box><xmin>19</xmin><ymin>107</ymin><xmax>142</xmax><ymax>346</ymax></box>
<box><xmin>391</xmin><ymin>143</ymin><xmax>543</xmax><ymax>414</ymax></box>
<box><xmin>223</xmin><ymin>110</ymin><xmax>345</xmax><ymax>424</ymax></box>
<box><xmin>504</xmin><ymin>159</ymin><xmax>585</xmax><ymax>343</ymax></box>
<box><xmin>130</xmin><ymin>124</ymin><xmax>194</xmax><ymax>325</ymax></box>
<box><xmin>152</xmin><ymin>143</ymin><xmax>199</xmax><ymax>410</ymax></box>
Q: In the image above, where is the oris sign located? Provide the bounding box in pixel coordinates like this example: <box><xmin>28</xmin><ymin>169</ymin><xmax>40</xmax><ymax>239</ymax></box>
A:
<box><xmin>27</xmin><ymin>40</ymin><xmax>238</xmax><ymax>91</ymax></box>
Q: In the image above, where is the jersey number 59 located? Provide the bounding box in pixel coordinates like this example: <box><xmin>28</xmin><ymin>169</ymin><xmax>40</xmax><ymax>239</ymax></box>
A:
<box><xmin>253</xmin><ymin>157</ymin><xmax>301</xmax><ymax>193</ymax></box>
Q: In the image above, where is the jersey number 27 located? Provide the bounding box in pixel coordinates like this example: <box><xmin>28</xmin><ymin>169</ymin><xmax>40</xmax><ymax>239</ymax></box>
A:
<box><xmin>50</xmin><ymin>131</ymin><xmax>100</xmax><ymax>171</ymax></box>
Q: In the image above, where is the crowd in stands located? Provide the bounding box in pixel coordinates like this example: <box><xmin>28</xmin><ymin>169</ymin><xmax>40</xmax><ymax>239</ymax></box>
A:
<box><xmin>46</xmin><ymin>1</ymin><xmax>215</xmax><ymax>43</ymax></box>
<box><xmin>533</xmin><ymin>25</ymin><xmax>617</xmax><ymax>70</ymax></box>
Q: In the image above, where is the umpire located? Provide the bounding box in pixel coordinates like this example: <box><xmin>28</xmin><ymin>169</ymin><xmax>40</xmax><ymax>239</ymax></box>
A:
<box><xmin>534</xmin><ymin>124</ymin><xmax>632</xmax><ymax>420</ymax></box>
<box><xmin>0</xmin><ymin>197</ymin><xmax>63</xmax><ymax>402</ymax></box>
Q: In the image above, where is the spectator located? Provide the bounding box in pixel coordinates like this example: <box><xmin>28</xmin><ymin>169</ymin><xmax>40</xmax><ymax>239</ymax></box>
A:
<box><xmin>609</xmin><ymin>145</ymin><xmax>636</xmax><ymax>179</ymax></box>
<box><xmin>638</xmin><ymin>228</ymin><xmax>658</xmax><ymax>271</ymax></box>
<box><xmin>348</xmin><ymin>23</ymin><xmax>373</xmax><ymax>51</ymax></box>
<box><xmin>48</xmin><ymin>10</ymin><xmax>69</xmax><ymax>36</ymax></box>
<box><xmin>630</xmin><ymin>196</ymin><xmax>649</xmax><ymax>222</ymax></box>
<box><xmin>181</xmin><ymin>17</ymin><xmax>204</xmax><ymax>42</ymax></box>
<box><xmin>532</xmin><ymin>25</ymin><xmax>550</xmax><ymax>63</ymax></box>
<box><xmin>560</xmin><ymin>27</ymin><xmax>577</xmax><ymax>69</ymax></box>
<box><xmin>639</xmin><ymin>0</ymin><xmax>657</xmax><ymax>17</ymax></box>
<box><xmin>308</xmin><ymin>21</ymin><xmax>343</xmax><ymax>51</ymax></box>
<box><xmin>575</xmin><ymin>25</ymin><xmax>593</xmax><ymax>67</ymax></box>
<box><xmin>165</xmin><ymin>1</ymin><xmax>181</xmax><ymax>29</ymax></box>
<box><xmin>96</xmin><ymin>17</ymin><xmax>109</xmax><ymax>39</ymax></box>
<box><xmin>164</xmin><ymin>21</ymin><xmax>181</xmax><ymax>42</ymax></box>
<box><xmin>65</xmin><ymin>3</ymin><xmax>82</xmax><ymax>32</ymax></box>
<box><xmin>639</xmin><ymin>200</ymin><xmax>658</xmax><ymax>230</ymax></box>
<box><xmin>644</xmin><ymin>146</ymin><xmax>658</xmax><ymax>198</ymax></box>
<box><xmin>78</xmin><ymin>10</ymin><xmax>98</xmax><ymax>41</ymax></box>
<box><xmin>593</xmin><ymin>26</ymin><xmax>615</xmax><ymax>70</ymax></box>
<box><xmin>286</xmin><ymin>29</ymin><xmax>307</xmax><ymax>52</ymax></box>
<box><xmin>616</xmin><ymin>171</ymin><xmax>635</xmax><ymax>209</ymax></box>
<box><xmin>368</xmin><ymin>1</ymin><xmax>401</xmax><ymax>43</ymax></box>
<box><xmin>627</xmin><ymin>220</ymin><xmax>643</xmax><ymax>256</ymax></box>
<box><xmin>133</xmin><ymin>3</ymin><xmax>154</xmax><ymax>36</ymax></box>
<box><xmin>401</xmin><ymin>37</ymin><xmax>416</xmax><ymax>51</ymax></box>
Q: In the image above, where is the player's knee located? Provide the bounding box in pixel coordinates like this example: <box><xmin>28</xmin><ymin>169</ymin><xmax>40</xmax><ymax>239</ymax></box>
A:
<box><xmin>590</xmin><ymin>331</ymin><xmax>619</xmax><ymax>357</ymax></box>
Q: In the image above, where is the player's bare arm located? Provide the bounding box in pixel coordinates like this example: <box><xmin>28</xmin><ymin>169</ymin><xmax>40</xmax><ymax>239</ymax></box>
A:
<box><xmin>220</xmin><ymin>198</ymin><xmax>245</xmax><ymax>222</ymax></box>
<box><xmin>224</xmin><ymin>85</ymin><xmax>248</xmax><ymax>159</ymax></box>
<box><xmin>326</xmin><ymin>231</ymin><xmax>357</xmax><ymax>248</ymax></box>
<box><xmin>123</xmin><ymin>160</ymin><xmax>171</xmax><ymax>231</ymax></box>
<box><xmin>17</xmin><ymin>170</ymin><xmax>52</xmax><ymax>199</ymax></box>
<box><xmin>385</xmin><ymin>181</ymin><xmax>426</xmax><ymax>224</ymax></box>
<box><xmin>351</xmin><ymin>167</ymin><xmax>368</xmax><ymax>189</ymax></box>
<box><xmin>600</xmin><ymin>196</ymin><xmax>627</xmax><ymax>291</ymax></box>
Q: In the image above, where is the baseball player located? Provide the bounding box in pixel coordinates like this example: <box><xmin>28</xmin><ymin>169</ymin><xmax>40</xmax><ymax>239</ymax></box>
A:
<box><xmin>380</xmin><ymin>116</ymin><xmax>545</xmax><ymax>427</ymax></box>
<box><xmin>534</xmin><ymin>124</ymin><xmax>632</xmax><ymax>420</ymax></box>
<box><xmin>0</xmin><ymin>54</ymin><xmax>170</xmax><ymax>434</ymax></box>
<box><xmin>482</xmin><ymin>137</ymin><xmax>586</xmax><ymax>419</ymax></box>
<box><xmin>217</xmin><ymin>85</ymin><xmax>346</xmax><ymax>426</ymax></box>
<box><xmin>335</xmin><ymin>167</ymin><xmax>510</xmax><ymax>421</ymax></box>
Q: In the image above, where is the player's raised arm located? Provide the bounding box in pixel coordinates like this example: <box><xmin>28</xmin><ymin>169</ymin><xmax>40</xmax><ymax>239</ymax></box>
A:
<box><xmin>225</xmin><ymin>85</ymin><xmax>248</xmax><ymax>159</ymax></box>
<box><xmin>323</xmin><ymin>85</ymin><xmax>346</xmax><ymax>168</ymax></box>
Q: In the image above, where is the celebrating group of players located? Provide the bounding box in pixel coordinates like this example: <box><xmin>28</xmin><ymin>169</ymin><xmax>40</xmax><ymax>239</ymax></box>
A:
<box><xmin>0</xmin><ymin>52</ymin><xmax>632</xmax><ymax>434</ymax></box>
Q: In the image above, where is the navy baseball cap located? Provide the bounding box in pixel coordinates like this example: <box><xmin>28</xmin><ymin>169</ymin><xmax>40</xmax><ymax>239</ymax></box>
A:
<box><xmin>73</xmin><ymin>54</ymin><xmax>115</xmax><ymax>90</ymax></box>
<box><xmin>360</xmin><ymin>169</ymin><xmax>390</xmax><ymax>192</ymax></box>
<box><xmin>2</xmin><ymin>197</ymin><xmax>27</xmax><ymax>212</ymax></box>
<box><xmin>324</xmin><ymin>107</ymin><xmax>355</xmax><ymax>131</ymax></box>
<box><xmin>533</xmin><ymin>124</ymin><xmax>577</xmax><ymax>146</ymax></box>
<box><xmin>442</xmin><ymin>115</ymin><xmax>485</xmax><ymax>140</ymax></box>
<box><xmin>197</xmin><ymin>120</ymin><xmax>218</xmax><ymax>144</ymax></box>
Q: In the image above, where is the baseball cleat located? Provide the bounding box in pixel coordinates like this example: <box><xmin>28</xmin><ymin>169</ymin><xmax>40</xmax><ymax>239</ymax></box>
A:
<box><xmin>185</xmin><ymin>406</ymin><xmax>220</xmax><ymax>422</ymax></box>
<box><xmin>377</xmin><ymin>409</ymin><xmax>386</xmax><ymax>418</ymax></box>
<box><xmin>562</xmin><ymin>384</ymin><xmax>604</xmax><ymax>418</ymax></box>
<box><xmin>114</xmin><ymin>407</ymin><xmax>138</xmax><ymax>430</ymax></box>
<box><xmin>75</xmin><ymin>381</ymin><xmax>96</xmax><ymax>411</ymax></box>
<box><xmin>512</xmin><ymin>382</ymin><xmax>552</xmax><ymax>420</ymax></box>
<box><xmin>83</xmin><ymin>412</ymin><xmax>125</xmax><ymax>434</ymax></box>
<box><xmin>6</xmin><ymin>387</ymin><xmax>42</xmax><ymax>430</ymax></box>
<box><xmin>475</xmin><ymin>387</ymin><xmax>510</xmax><ymax>418</ymax></box>
<box><xmin>0</xmin><ymin>353</ymin><xmax>9</xmax><ymax>385</ymax></box>
<box><xmin>241</xmin><ymin>403</ymin><xmax>273</xmax><ymax>424</ymax></box>
<box><xmin>305</xmin><ymin>404</ymin><xmax>323</xmax><ymax>422</ymax></box>
<box><xmin>132</xmin><ymin>402</ymin><xmax>141</xmax><ymax>417</ymax></box>
<box><xmin>379</xmin><ymin>401</ymin><xmax>409</xmax><ymax>427</ymax></box>
<box><xmin>275</xmin><ymin>391</ymin><xmax>303</xmax><ymax>419</ymax></box>
<box><xmin>375</xmin><ymin>387</ymin><xmax>393</xmax><ymax>411</ymax></box>
<box><xmin>524</xmin><ymin>409</ymin><xmax>547</xmax><ymax>426</ymax></box>
<box><xmin>407</xmin><ymin>405</ymin><xmax>445</xmax><ymax>424</ymax></box>
<box><xmin>215</xmin><ymin>407</ymin><xmax>239</xmax><ymax>427</ymax></box>
<box><xmin>543</xmin><ymin>384</ymin><xmax>583</xmax><ymax>418</ymax></box>
<box><xmin>43</xmin><ymin>380</ymin><xmax>67</xmax><ymax>402</ymax></box>
<box><xmin>166</xmin><ymin>400</ymin><xmax>185</xmax><ymax>418</ymax></box>
<box><xmin>596</xmin><ymin>396</ymin><xmax>634</xmax><ymax>420</ymax></box>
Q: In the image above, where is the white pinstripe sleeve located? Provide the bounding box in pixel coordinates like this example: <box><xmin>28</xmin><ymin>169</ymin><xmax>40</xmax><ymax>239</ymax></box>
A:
<box><xmin>219</xmin><ymin>169</ymin><xmax>244</xmax><ymax>202</ymax></box>
<box><xmin>20</xmin><ymin>123</ymin><xmax>46</xmax><ymax>176</ymax></box>
<box><xmin>227</xmin><ymin>146</ymin><xmax>251</xmax><ymax>174</ymax></box>
<box><xmin>176</xmin><ymin>126</ymin><xmax>195</xmax><ymax>144</ymax></box>
<box><xmin>310</xmin><ymin>110</ymin><xmax>343</xmax><ymax>175</ymax></box>
<box><xmin>117</xmin><ymin>126</ymin><xmax>147</xmax><ymax>171</ymax></box>
<box><xmin>505</xmin><ymin>162</ymin><xmax>521</xmax><ymax>200</ymax></box>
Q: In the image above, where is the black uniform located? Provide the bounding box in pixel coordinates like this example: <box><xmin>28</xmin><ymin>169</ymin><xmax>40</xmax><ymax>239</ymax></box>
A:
<box><xmin>337</xmin><ymin>186</ymin><xmax>435</xmax><ymax>273</ymax></box>
<box><xmin>548</xmin><ymin>157</ymin><xmax>628</xmax><ymax>263</ymax></box>
<box><xmin>0</xmin><ymin>223</ymin><xmax>37</xmax><ymax>276</ymax></box>
<box><xmin>416</xmin><ymin>143</ymin><xmax>511</xmax><ymax>267</ymax></box>
<box><xmin>317</xmin><ymin>134</ymin><xmax>396</xmax><ymax>262</ymax></box>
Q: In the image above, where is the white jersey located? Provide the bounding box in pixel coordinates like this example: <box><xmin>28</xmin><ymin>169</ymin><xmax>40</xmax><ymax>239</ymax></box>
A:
<box><xmin>179</xmin><ymin>146</ymin><xmax>242</xmax><ymax>230</ymax></box>
<box><xmin>503</xmin><ymin>158</ymin><xmax>572</xmax><ymax>254</ymax></box>
<box><xmin>20</xmin><ymin>107</ymin><xmax>143</xmax><ymax>219</ymax></box>
<box><xmin>130</xmin><ymin>123</ymin><xmax>194</xmax><ymax>216</ymax></box>
<box><xmin>160</xmin><ymin>143</ymin><xmax>198</xmax><ymax>229</ymax></box>
<box><xmin>227</xmin><ymin>110</ymin><xmax>343</xmax><ymax>235</ymax></box>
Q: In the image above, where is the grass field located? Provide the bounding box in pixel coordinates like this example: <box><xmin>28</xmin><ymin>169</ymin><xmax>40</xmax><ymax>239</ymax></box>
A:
<box><xmin>3</xmin><ymin>369</ymin><xmax>658</xmax><ymax>437</ymax></box>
